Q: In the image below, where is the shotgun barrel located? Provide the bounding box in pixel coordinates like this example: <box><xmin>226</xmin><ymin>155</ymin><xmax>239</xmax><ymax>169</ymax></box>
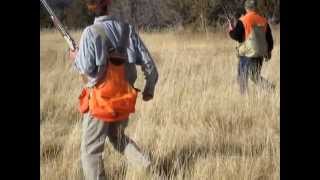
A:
<box><xmin>40</xmin><ymin>0</ymin><xmax>77</xmax><ymax>51</ymax></box>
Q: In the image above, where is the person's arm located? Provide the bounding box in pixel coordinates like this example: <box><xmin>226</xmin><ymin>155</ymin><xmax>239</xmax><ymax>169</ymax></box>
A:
<box><xmin>266</xmin><ymin>24</ymin><xmax>274</xmax><ymax>53</ymax></box>
<box><xmin>73</xmin><ymin>27</ymin><xmax>108</xmax><ymax>87</ymax></box>
<box><xmin>229</xmin><ymin>20</ymin><xmax>245</xmax><ymax>43</ymax></box>
<box><xmin>128</xmin><ymin>26</ymin><xmax>158</xmax><ymax>101</ymax></box>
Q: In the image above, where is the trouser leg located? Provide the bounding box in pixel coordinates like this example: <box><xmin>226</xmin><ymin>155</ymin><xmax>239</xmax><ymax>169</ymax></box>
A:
<box><xmin>238</xmin><ymin>57</ymin><xmax>249</xmax><ymax>95</ymax></box>
<box><xmin>249</xmin><ymin>58</ymin><xmax>275</xmax><ymax>91</ymax></box>
<box><xmin>107</xmin><ymin>120</ymin><xmax>151</xmax><ymax>169</ymax></box>
<box><xmin>81</xmin><ymin>113</ymin><xmax>108</xmax><ymax>180</ymax></box>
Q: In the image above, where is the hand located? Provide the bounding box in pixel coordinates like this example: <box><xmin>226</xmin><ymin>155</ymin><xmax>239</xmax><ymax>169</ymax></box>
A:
<box><xmin>228</xmin><ymin>20</ymin><xmax>234</xmax><ymax>32</ymax></box>
<box><xmin>265</xmin><ymin>52</ymin><xmax>272</xmax><ymax>61</ymax></box>
<box><xmin>68</xmin><ymin>48</ymin><xmax>78</xmax><ymax>61</ymax></box>
<box><xmin>142</xmin><ymin>92</ymin><xmax>153</xmax><ymax>101</ymax></box>
<box><xmin>228</xmin><ymin>18</ymin><xmax>237</xmax><ymax>32</ymax></box>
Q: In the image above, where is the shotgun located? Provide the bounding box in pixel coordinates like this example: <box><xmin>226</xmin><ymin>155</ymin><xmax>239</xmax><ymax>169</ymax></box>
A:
<box><xmin>40</xmin><ymin>0</ymin><xmax>77</xmax><ymax>51</ymax></box>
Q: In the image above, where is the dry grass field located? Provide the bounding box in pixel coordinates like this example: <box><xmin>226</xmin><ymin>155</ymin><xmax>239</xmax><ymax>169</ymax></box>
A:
<box><xmin>40</xmin><ymin>26</ymin><xmax>280</xmax><ymax>180</ymax></box>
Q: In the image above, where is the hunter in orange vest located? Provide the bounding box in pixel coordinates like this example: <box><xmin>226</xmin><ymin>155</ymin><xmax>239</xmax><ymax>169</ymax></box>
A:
<box><xmin>68</xmin><ymin>0</ymin><xmax>158</xmax><ymax>179</ymax></box>
<box><xmin>77</xmin><ymin>22</ymin><xmax>139</xmax><ymax>122</ymax></box>
<box><xmin>228</xmin><ymin>0</ymin><xmax>275</xmax><ymax>95</ymax></box>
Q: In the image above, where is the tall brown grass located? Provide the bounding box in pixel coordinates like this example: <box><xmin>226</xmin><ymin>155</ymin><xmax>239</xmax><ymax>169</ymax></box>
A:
<box><xmin>40</xmin><ymin>27</ymin><xmax>280</xmax><ymax>180</ymax></box>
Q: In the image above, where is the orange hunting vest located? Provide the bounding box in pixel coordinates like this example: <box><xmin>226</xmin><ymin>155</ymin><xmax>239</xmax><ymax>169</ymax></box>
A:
<box><xmin>240</xmin><ymin>11</ymin><xmax>268</xmax><ymax>40</ymax></box>
<box><xmin>78</xmin><ymin>62</ymin><xmax>138</xmax><ymax>122</ymax></box>
<box><xmin>237</xmin><ymin>11</ymin><xmax>269</xmax><ymax>57</ymax></box>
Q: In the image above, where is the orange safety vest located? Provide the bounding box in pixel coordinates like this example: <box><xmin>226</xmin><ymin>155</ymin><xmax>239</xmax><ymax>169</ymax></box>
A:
<box><xmin>78</xmin><ymin>62</ymin><xmax>139</xmax><ymax>122</ymax></box>
<box><xmin>240</xmin><ymin>11</ymin><xmax>268</xmax><ymax>40</ymax></box>
<box><xmin>237</xmin><ymin>11</ymin><xmax>269</xmax><ymax>57</ymax></box>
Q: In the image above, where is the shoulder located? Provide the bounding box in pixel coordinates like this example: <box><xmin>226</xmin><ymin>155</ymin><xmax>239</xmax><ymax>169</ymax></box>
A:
<box><xmin>86</xmin><ymin>24</ymin><xmax>101</xmax><ymax>36</ymax></box>
<box><xmin>110</xmin><ymin>16</ymin><xmax>130</xmax><ymax>26</ymax></box>
<box><xmin>82</xmin><ymin>24</ymin><xmax>108</xmax><ymax>43</ymax></box>
<box><xmin>239</xmin><ymin>13</ymin><xmax>248</xmax><ymax>21</ymax></box>
<box><xmin>107</xmin><ymin>16</ymin><xmax>132</xmax><ymax>30</ymax></box>
<box><xmin>80</xmin><ymin>26</ymin><xmax>96</xmax><ymax>42</ymax></box>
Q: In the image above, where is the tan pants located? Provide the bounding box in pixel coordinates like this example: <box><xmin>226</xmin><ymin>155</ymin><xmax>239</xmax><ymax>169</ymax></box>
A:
<box><xmin>81</xmin><ymin>113</ymin><xmax>150</xmax><ymax>180</ymax></box>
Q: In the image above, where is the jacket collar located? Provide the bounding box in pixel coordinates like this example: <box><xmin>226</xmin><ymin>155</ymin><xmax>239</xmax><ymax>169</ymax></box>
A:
<box><xmin>94</xmin><ymin>15</ymin><xmax>115</xmax><ymax>24</ymax></box>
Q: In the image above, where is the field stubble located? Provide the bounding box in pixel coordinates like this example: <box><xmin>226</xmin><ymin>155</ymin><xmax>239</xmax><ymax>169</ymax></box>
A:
<box><xmin>40</xmin><ymin>27</ymin><xmax>280</xmax><ymax>180</ymax></box>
